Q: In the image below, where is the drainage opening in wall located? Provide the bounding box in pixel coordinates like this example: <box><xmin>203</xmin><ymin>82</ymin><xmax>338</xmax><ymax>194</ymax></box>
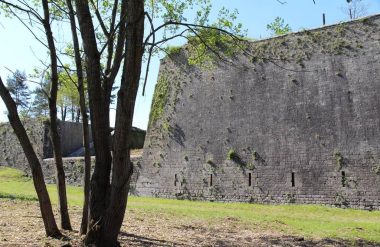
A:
<box><xmin>341</xmin><ymin>171</ymin><xmax>346</xmax><ymax>187</ymax></box>
<box><xmin>291</xmin><ymin>172</ymin><xmax>295</xmax><ymax>187</ymax></box>
<box><xmin>248</xmin><ymin>173</ymin><xmax>252</xmax><ymax>186</ymax></box>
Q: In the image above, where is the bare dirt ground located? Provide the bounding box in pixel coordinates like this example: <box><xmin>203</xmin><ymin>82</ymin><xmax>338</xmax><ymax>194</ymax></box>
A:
<box><xmin>0</xmin><ymin>199</ymin><xmax>377</xmax><ymax>247</ymax></box>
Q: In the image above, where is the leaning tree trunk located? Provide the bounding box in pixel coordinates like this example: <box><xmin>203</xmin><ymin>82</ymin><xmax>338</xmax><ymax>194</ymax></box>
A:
<box><xmin>0</xmin><ymin>77</ymin><xmax>61</xmax><ymax>238</ymax></box>
<box><xmin>42</xmin><ymin>0</ymin><xmax>72</xmax><ymax>230</ymax></box>
<box><xmin>66</xmin><ymin>0</ymin><xmax>92</xmax><ymax>235</ymax></box>
<box><xmin>98</xmin><ymin>0</ymin><xmax>145</xmax><ymax>245</ymax></box>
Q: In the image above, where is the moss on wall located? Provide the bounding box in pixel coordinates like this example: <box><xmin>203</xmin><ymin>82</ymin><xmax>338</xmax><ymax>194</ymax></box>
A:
<box><xmin>148</xmin><ymin>75</ymin><xmax>170</xmax><ymax>128</ymax></box>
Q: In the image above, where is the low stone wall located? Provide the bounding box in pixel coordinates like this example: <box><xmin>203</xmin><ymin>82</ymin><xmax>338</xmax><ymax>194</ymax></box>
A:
<box><xmin>0</xmin><ymin>120</ymin><xmax>92</xmax><ymax>173</ymax></box>
<box><xmin>42</xmin><ymin>156</ymin><xmax>142</xmax><ymax>187</ymax></box>
<box><xmin>0</xmin><ymin>120</ymin><xmax>47</xmax><ymax>174</ymax></box>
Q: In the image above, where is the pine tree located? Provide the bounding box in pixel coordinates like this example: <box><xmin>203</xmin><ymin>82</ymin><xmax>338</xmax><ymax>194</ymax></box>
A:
<box><xmin>31</xmin><ymin>81</ymin><xmax>50</xmax><ymax>118</ymax></box>
<box><xmin>6</xmin><ymin>70</ymin><xmax>30</xmax><ymax>111</ymax></box>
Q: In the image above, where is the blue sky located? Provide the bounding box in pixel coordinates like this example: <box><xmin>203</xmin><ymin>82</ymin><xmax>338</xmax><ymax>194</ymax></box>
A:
<box><xmin>0</xmin><ymin>0</ymin><xmax>379</xmax><ymax>130</ymax></box>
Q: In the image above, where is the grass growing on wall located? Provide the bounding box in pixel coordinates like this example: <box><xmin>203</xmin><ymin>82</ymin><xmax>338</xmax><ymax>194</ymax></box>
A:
<box><xmin>164</xmin><ymin>45</ymin><xmax>182</xmax><ymax>56</ymax></box>
<box><xmin>148</xmin><ymin>75</ymin><xmax>170</xmax><ymax>128</ymax></box>
<box><xmin>227</xmin><ymin>149</ymin><xmax>238</xmax><ymax>160</ymax></box>
<box><xmin>1</xmin><ymin>166</ymin><xmax>380</xmax><ymax>243</ymax></box>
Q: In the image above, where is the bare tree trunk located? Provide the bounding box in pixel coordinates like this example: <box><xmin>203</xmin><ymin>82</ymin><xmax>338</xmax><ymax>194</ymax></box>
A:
<box><xmin>61</xmin><ymin>106</ymin><xmax>67</xmax><ymax>122</ymax></box>
<box><xmin>41</xmin><ymin>0</ymin><xmax>72</xmax><ymax>230</ymax></box>
<box><xmin>76</xmin><ymin>108</ymin><xmax>81</xmax><ymax>123</ymax></box>
<box><xmin>66</xmin><ymin>0</ymin><xmax>92</xmax><ymax>235</ymax></box>
<box><xmin>74</xmin><ymin>0</ymin><xmax>138</xmax><ymax>244</ymax></box>
<box><xmin>75</xmin><ymin>1</ymin><xmax>113</xmax><ymax>242</ymax></box>
<box><xmin>78</xmin><ymin>83</ymin><xmax>92</xmax><ymax>236</ymax></box>
<box><xmin>71</xmin><ymin>101</ymin><xmax>75</xmax><ymax>122</ymax></box>
<box><xmin>99</xmin><ymin>0</ymin><xmax>144</xmax><ymax>245</ymax></box>
<box><xmin>0</xmin><ymin>76</ymin><xmax>61</xmax><ymax>238</ymax></box>
<box><xmin>349</xmin><ymin>7</ymin><xmax>353</xmax><ymax>20</ymax></box>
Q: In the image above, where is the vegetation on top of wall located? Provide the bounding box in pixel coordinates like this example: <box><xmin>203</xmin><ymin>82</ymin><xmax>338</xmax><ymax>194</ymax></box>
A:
<box><xmin>266</xmin><ymin>17</ymin><xmax>292</xmax><ymax>36</ymax></box>
<box><xmin>186</xmin><ymin>29</ymin><xmax>247</xmax><ymax>68</ymax></box>
<box><xmin>148</xmin><ymin>75</ymin><xmax>170</xmax><ymax>128</ymax></box>
<box><xmin>164</xmin><ymin>45</ymin><xmax>182</xmax><ymax>56</ymax></box>
<box><xmin>248</xmin><ymin>16</ymin><xmax>375</xmax><ymax>65</ymax></box>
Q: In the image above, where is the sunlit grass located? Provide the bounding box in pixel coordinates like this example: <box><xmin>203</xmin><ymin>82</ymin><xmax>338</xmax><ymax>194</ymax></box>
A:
<box><xmin>0</xmin><ymin>167</ymin><xmax>83</xmax><ymax>205</ymax></box>
<box><xmin>1</xmin><ymin>166</ymin><xmax>380</xmax><ymax>243</ymax></box>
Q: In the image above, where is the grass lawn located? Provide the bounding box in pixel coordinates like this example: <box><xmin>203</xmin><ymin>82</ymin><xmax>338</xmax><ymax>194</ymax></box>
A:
<box><xmin>1</xmin><ymin>166</ymin><xmax>380</xmax><ymax>244</ymax></box>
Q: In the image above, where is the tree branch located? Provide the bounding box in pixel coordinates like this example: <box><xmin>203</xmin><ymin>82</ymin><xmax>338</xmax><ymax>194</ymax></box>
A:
<box><xmin>89</xmin><ymin>0</ymin><xmax>110</xmax><ymax>37</ymax></box>
<box><xmin>6</xmin><ymin>8</ymin><xmax>48</xmax><ymax>50</ymax></box>
<box><xmin>0</xmin><ymin>0</ymin><xmax>43</xmax><ymax>21</ymax></box>
<box><xmin>105</xmin><ymin>0</ymin><xmax>127</xmax><ymax>88</ymax></box>
<box><xmin>142</xmin><ymin>12</ymin><xmax>155</xmax><ymax>96</ymax></box>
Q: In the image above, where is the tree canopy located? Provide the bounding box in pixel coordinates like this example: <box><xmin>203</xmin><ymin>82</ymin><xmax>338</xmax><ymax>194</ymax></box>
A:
<box><xmin>6</xmin><ymin>70</ymin><xmax>30</xmax><ymax>113</ymax></box>
<box><xmin>266</xmin><ymin>17</ymin><xmax>292</xmax><ymax>36</ymax></box>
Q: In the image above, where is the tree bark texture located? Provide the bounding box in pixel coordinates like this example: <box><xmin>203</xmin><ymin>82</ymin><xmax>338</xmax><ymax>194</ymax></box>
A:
<box><xmin>41</xmin><ymin>0</ymin><xmax>72</xmax><ymax>230</ymax></box>
<box><xmin>0</xmin><ymin>76</ymin><xmax>61</xmax><ymax>238</ymax></box>
<box><xmin>99</xmin><ymin>0</ymin><xmax>145</xmax><ymax>245</ymax></box>
<box><xmin>75</xmin><ymin>0</ymin><xmax>113</xmax><ymax>242</ymax></box>
<box><xmin>65</xmin><ymin>0</ymin><xmax>92</xmax><ymax>235</ymax></box>
<box><xmin>75</xmin><ymin>0</ymin><xmax>144</xmax><ymax>244</ymax></box>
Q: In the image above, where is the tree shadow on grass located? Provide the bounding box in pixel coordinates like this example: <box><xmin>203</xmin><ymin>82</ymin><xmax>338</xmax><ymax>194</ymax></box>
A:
<box><xmin>119</xmin><ymin>232</ymin><xmax>184</xmax><ymax>247</ymax></box>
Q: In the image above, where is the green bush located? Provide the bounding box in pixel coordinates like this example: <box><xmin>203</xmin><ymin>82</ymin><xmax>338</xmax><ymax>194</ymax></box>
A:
<box><xmin>227</xmin><ymin>149</ymin><xmax>238</xmax><ymax>160</ymax></box>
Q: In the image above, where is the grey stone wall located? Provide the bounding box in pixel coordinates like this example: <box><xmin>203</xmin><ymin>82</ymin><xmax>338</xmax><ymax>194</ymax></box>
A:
<box><xmin>136</xmin><ymin>15</ymin><xmax>380</xmax><ymax>209</ymax></box>
<box><xmin>0</xmin><ymin>120</ymin><xmax>91</xmax><ymax>171</ymax></box>
<box><xmin>42</xmin><ymin>156</ymin><xmax>142</xmax><ymax>188</ymax></box>
<box><xmin>44</xmin><ymin>121</ymin><xmax>94</xmax><ymax>158</ymax></box>
<box><xmin>0</xmin><ymin>119</ymin><xmax>145</xmax><ymax>172</ymax></box>
<box><xmin>129</xmin><ymin>127</ymin><xmax>146</xmax><ymax>149</ymax></box>
<box><xmin>0</xmin><ymin>120</ymin><xmax>48</xmax><ymax>173</ymax></box>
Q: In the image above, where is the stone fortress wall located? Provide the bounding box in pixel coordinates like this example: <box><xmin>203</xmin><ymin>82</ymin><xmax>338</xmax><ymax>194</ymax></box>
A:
<box><xmin>1</xmin><ymin>16</ymin><xmax>380</xmax><ymax>210</ymax></box>
<box><xmin>0</xmin><ymin>119</ymin><xmax>144</xmax><ymax>186</ymax></box>
<box><xmin>0</xmin><ymin>120</ymin><xmax>88</xmax><ymax>172</ymax></box>
<box><xmin>135</xmin><ymin>15</ymin><xmax>380</xmax><ymax>210</ymax></box>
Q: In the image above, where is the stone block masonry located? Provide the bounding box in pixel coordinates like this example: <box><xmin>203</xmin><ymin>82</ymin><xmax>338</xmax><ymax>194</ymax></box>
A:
<box><xmin>135</xmin><ymin>15</ymin><xmax>380</xmax><ymax>210</ymax></box>
<box><xmin>0</xmin><ymin>118</ymin><xmax>144</xmax><ymax>186</ymax></box>
<box><xmin>0</xmin><ymin>120</ymin><xmax>92</xmax><ymax>173</ymax></box>
<box><xmin>42</xmin><ymin>156</ymin><xmax>142</xmax><ymax>188</ymax></box>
